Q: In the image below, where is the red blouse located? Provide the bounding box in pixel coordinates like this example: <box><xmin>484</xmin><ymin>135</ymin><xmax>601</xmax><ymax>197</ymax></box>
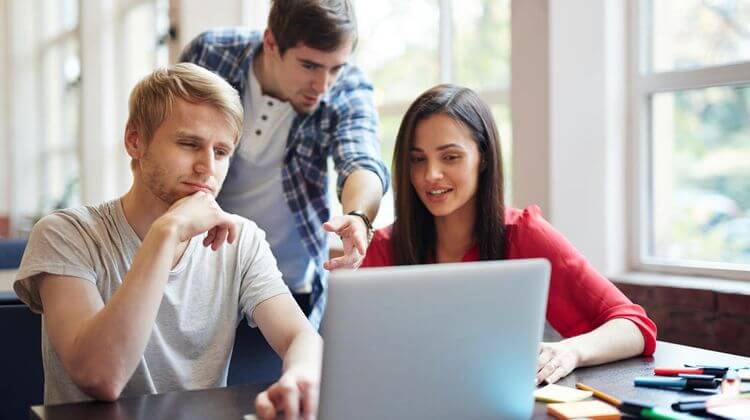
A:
<box><xmin>361</xmin><ymin>205</ymin><xmax>657</xmax><ymax>355</ymax></box>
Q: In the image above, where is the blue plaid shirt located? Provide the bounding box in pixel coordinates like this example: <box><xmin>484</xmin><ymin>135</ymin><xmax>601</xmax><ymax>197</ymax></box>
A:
<box><xmin>180</xmin><ymin>28</ymin><xmax>389</xmax><ymax>327</ymax></box>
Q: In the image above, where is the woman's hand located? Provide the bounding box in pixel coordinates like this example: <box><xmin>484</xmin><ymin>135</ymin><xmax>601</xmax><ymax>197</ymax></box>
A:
<box><xmin>536</xmin><ymin>342</ymin><xmax>580</xmax><ymax>385</ymax></box>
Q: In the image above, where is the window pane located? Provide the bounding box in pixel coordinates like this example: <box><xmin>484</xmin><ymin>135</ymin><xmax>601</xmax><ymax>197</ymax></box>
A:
<box><xmin>41</xmin><ymin>39</ymin><xmax>81</xmax><ymax>210</ymax></box>
<box><xmin>649</xmin><ymin>0</ymin><xmax>750</xmax><ymax>72</ymax></box>
<box><xmin>650</xmin><ymin>85</ymin><xmax>750</xmax><ymax>265</ymax></box>
<box><xmin>353</xmin><ymin>0</ymin><xmax>439</xmax><ymax>104</ymax></box>
<box><xmin>42</xmin><ymin>0</ymin><xmax>79</xmax><ymax>39</ymax></box>
<box><xmin>123</xmin><ymin>2</ymin><xmax>159</xmax><ymax>89</ymax></box>
<box><xmin>44</xmin><ymin>152</ymin><xmax>81</xmax><ymax>210</ymax></box>
<box><xmin>155</xmin><ymin>0</ymin><xmax>171</xmax><ymax>66</ymax></box>
<box><xmin>454</xmin><ymin>0</ymin><xmax>510</xmax><ymax>91</ymax></box>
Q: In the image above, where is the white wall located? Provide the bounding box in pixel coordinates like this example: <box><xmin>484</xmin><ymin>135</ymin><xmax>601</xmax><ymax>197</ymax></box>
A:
<box><xmin>510</xmin><ymin>0</ymin><xmax>628</xmax><ymax>276</ymax></box>
<box><xmin>177</xmin><ymin>0</ymin><xmax>244</xmax><ymax>49</ymax></box>
<box><xmin>548</xmin><ymin>0</ymin><xmax>627</xmax><ymax>276</ymax></box>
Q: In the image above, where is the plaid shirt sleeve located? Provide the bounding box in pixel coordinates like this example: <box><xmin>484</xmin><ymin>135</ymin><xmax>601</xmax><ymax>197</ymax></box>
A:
<box><xmin>328</xmin><ymin>68</ymin><xmax>390</xmax><ymax>199</ymax></box>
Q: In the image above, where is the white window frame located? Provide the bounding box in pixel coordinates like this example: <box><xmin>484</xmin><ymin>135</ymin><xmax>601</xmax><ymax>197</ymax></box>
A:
<box><xmin>629</xmin><ymin>0</ymin><xmax>750</xmax><ymax>281</ymax></box>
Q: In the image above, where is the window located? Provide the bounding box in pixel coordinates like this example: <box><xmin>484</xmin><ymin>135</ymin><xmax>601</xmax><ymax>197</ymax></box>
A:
<box><xmin>39</xmin><ymin>0</ymin><xmax>82</xmax><ymax>212</ymax></box>
<box><xmin>633</xmin><ymin>0</ymin><xmax>750</xmax><ymax>277</ymax></box>
<box><xmin>115</xmin><ymin>0</ymin><xmax>171</xmax><ymax>191</ymax></box>
<box><xmin>350</xmin><ymin>0</ymin><xmax>512</xmax><ymax>226</ymax></box>
<box><xmin>8</xmin><ymin>0</ymin><xmax>171</xmax><ymax>236</ymax></box>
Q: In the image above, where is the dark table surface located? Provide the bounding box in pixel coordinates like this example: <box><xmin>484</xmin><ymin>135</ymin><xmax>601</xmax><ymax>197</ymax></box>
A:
<box><xmin>30</xmin><ymin>341</ymin><xmax>750</xmax><ymax>419</ymax></box>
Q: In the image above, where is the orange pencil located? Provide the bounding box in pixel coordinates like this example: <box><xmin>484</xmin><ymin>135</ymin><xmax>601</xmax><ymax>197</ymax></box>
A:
<box><xmin>575</xmin><ymin>383</ymin><xmax>621</xmax><ymax>407</ymax></box>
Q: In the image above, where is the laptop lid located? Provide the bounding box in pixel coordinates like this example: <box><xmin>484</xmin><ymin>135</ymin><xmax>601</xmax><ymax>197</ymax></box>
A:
<box><xmin>319</xmin><ymin>258</ymin><xmax>551</xmax><ymax>420</ymax></box>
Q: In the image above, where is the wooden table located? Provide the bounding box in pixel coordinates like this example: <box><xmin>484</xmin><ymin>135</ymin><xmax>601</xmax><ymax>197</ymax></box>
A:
<box><xmin>30</xmin><ymin>341</ymin><xmax>750</xmax><ymax>419</ymax></box>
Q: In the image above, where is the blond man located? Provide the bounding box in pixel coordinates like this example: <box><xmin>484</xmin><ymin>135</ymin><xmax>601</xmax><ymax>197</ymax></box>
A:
<box><xmin>14</xmin><ymin>63</ymin><xmax>321</xmax><ymax>419</ymax></box>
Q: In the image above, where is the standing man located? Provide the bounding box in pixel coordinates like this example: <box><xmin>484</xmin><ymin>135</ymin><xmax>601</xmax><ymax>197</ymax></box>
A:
<box><xmin>180</xmin><ymin>0</ymin><xmax>389</xmax><ymax>327</ymax></box>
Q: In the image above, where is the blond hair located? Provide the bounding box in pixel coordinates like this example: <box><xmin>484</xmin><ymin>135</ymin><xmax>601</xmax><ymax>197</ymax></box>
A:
<box><xmin>127</xmin><ymin>63</ymin><xmax>243</xmax><ymax>146</ymax></box>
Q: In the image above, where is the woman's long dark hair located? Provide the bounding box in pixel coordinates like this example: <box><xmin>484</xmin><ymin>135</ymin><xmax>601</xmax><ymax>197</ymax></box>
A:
<box><xmin>391</xmin><ymin>84</ymin><xmax>507</xmax><ymax>265</ymax></box>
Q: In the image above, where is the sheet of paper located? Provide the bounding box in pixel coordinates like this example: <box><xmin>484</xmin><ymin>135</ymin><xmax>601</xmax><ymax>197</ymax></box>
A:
<box><xmin>534</xmin><ymin>383</ymin><xmax>593</xmax><ymax>403</ymax></box>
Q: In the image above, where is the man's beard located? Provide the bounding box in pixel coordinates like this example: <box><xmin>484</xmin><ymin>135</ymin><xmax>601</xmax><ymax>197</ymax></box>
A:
<box><xmin>139</xmin><ymin>155</ymin><xmax>183</xmax><ymax>206</ymax></box>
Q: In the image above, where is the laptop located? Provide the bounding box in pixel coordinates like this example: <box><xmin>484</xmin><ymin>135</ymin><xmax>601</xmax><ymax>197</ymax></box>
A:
<box><xmin>318</xmin><ymin>258</ymin><xmax>551</xmax><ymax>420</ymax></box>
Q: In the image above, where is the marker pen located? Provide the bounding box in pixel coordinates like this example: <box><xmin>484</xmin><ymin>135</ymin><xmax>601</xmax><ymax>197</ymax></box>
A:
<box><xmin>620</xmin><ymin>401</ymin><xmax>704</xmax><ymax>420</ymax></box>
<box><xmin>634</xmin><ymin>374</ymin><xmax>720</xmax><ymax>390</ymax></box>
<box><xmin>672</xmin><ymin>393</ymin><xmax>750</xmax><ymax>413</ymax></box>
<box><xmin>640</xmin><ymin>406</ymin><xmax>706</xmax><ymax>419</ymax></box>
<box><xmin>654</xmin><ymin>367</ymin><xmax>727</xmax><ymax>377</ymax></box>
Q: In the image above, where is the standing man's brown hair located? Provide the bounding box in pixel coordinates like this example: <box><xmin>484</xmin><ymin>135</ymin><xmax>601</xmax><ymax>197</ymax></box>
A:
<box><xmin>268</xmin><ymin>0</ymin><xmax>358</xmax><ymax>54</ymax></box>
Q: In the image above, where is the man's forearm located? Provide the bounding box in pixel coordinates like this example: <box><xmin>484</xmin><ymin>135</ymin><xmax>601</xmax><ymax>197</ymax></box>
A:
<box><xmin>282</xmin><ymin>328</ymin><xmax>323</xmax><ymax>379</ymax></box>
<box><xmin>71</xmin><ymin>220</ymin><xmax>180</xmax><ymax>399</ymax></box>
<box><xmin>340</xmin><ymin>169</ymin><xmax>383</xmax><ymax>221</ymax></box>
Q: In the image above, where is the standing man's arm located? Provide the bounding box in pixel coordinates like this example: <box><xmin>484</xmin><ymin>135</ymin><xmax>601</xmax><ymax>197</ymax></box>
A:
<box><xmin>323</xmin><ymin>170</ymin><xmax>383</xmax><ymax>270</ymax></box>
<box><xmin>322</xmin><ymin>71</ymin><xmax>390</xmax><ymax>270</ymax></box>
<box><xmin>37</xmin><ymin>192</ymin><xmax>237</xmax><ymax>400</ymax></box>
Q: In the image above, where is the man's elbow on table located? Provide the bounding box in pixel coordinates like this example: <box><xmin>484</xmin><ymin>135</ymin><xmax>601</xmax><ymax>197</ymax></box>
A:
<box><xmin>71</xmin><ymin>364</ymin><xmax>129</xmax><ymax>402</ymax></box>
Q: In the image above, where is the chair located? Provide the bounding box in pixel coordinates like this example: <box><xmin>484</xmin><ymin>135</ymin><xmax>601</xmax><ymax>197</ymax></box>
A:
<box><xmin>0</xmin><ymin>238</ymin><xmax>44</xmax><ymax>418</ymax></box>
<box><xmin>0</xmin><ymin>303</ymin><xmax>43</xmax><ymax>419</ymax></box>
<box><xmin>0</xmin><ymin>238</ymin><xmax>27</xmax><ymax>269</ymax></box>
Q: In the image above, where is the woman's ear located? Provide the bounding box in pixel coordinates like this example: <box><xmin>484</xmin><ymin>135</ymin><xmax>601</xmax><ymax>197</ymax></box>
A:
<box><xmin>479</xmin><ymin>155</ymin><xmax>488</xmax><ymax>172</ymax></box>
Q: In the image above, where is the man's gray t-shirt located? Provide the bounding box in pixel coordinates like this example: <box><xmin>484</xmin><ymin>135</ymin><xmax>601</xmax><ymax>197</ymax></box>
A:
<box><xmin>13</xmin><ymin>199</ymin><xmax>290</xmax><ymax>404</ymax></box>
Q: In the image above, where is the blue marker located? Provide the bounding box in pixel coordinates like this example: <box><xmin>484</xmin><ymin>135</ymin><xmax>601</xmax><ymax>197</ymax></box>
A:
<box><xmin>635</xmin><ymin>374</ymin><xmax>720</xmax><ymax>390</ymax></box>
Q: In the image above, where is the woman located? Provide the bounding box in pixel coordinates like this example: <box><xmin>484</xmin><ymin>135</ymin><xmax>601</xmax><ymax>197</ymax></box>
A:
<box><xmin>361</xmin><ymin>84</ymin><xmax>656</xmax><ymax>385</ymax></box>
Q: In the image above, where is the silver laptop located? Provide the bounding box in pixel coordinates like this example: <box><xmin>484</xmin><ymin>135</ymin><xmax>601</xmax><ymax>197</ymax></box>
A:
<box><xmin>318</xmin><ymin>258</ymin><xmax>551</xmax><ymax>420</ymax></box>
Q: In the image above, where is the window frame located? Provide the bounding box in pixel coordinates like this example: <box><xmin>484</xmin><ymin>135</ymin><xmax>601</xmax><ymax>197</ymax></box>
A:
<box><xmin>629</xmin><ymin>0</ymin><xmax>750</xmax><ymax>281</ymax></box>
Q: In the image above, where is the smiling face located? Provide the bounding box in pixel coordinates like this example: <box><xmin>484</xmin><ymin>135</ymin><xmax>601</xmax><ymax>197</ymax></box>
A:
<box><xmin>127</xmin><ymin>98</ymin><xmax>236</xmax><ymax>205</ymax></box>
<box><xmin>409</xmin><ymin>113</ymin><xmax>482</xmax><ymax>221</ymax></box>
<box><xmin>265</xmin><ymin>31</ymin><xmax>353</xmax><ymax>113</ymax></box>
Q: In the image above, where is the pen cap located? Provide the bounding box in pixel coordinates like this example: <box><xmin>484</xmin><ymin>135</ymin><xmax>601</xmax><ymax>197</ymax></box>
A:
<box><xmin>654</xmin><ymin>368</ymin><xmax>703</xmax><ymax>376</ymax></box>
<box><xmin>683</xmin><ymin>376</ymin><xmax>721</xmax><ymax>389</ymax></box>
<box><xmin>619</xmin><ymin>400</ymin><xmax>651</xmax><ymax>416</ymax></box>
<box><xmin>678</xmin><ymin>374</ymin><xmax>716</xmax><ymax>380</ymax></box>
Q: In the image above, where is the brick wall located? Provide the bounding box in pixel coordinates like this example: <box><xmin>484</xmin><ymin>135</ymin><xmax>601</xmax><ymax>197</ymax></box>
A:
<box><xmin>615</xmin><ymin>282</ymin><xmax>750</xmax><ymax>356</ymax></box>
<box><xmin>0</xmin><ymin>216</ymin><xmax>8</xmax><ymax>238</ymax></box>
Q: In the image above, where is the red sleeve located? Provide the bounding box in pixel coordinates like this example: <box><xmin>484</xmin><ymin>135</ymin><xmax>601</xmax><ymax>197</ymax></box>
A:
<box><xmin>361</xmin><ymin>226</ymin><xmax>395</xmax><ymax>268</ymax></box>
<box><xmin>507</xmin><ymin>206</ymin><xmax>657</xmax><ymax>355</ymax></box>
